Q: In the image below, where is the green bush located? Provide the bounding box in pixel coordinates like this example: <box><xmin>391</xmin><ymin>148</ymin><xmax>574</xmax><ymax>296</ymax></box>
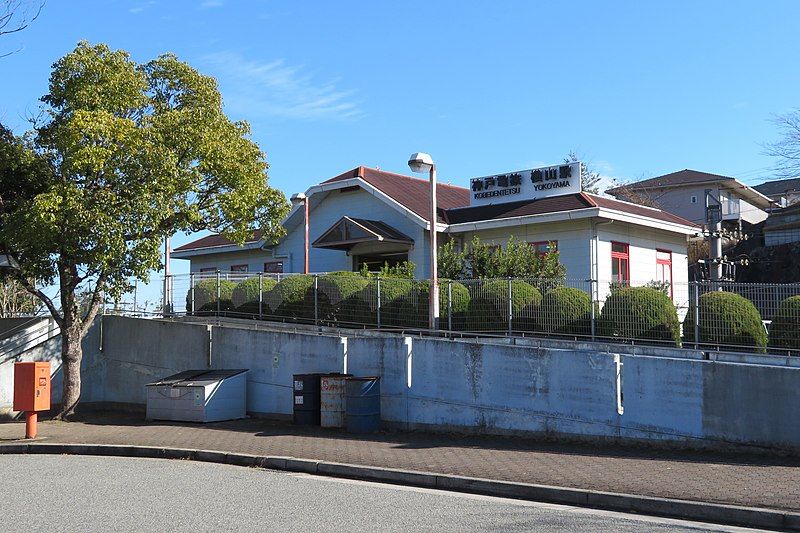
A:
<box><xmin>265</xmin><ymin>275</ymin><xmax>314</xmax><ymax>320</ymax></box>
<box><xmin>599</xmin><ymin>286</ymin><xmax>680</xmax><ymax>345</ymax></box>
<box><xmin>231</xmin><ymin>277</ymin><xmax>278</xmax><ymax>316</ymax></box>
<box><xmin>684</xmin><ymin>291</ymin><xmax>767</xmax><ymax>351</ymax></box>
<box><xmin>769</xmin><ymin>296</ymin><xmax>800</xmax><ymax>352</ymax></box>
<box><xmin>394</xmin><ymin>280</ymin><xmax>471</xmax><ymax>329</ymax></box>
<box><xmin>467</xmin><ymin>279</ymin><xmax>542</xmax><ymax>332</ymax></box>
<box><xmin>537</xmin><ymin>287</ymin><xmax>593</xmax><ymax>336</ymax></box>
<box><xmin>306</xmin><ymin>272</ymin><xmax>369</xmax><ymax>324</ymax></box>
<box><xmin>344</xmin><ymin>277</ymin><xmax>414</xmax><ymax>327</ymax></box>
<box><xmin>187</xmin><ymin>278</ymin><xmax>237</xmax><ymax>314</ymax></box>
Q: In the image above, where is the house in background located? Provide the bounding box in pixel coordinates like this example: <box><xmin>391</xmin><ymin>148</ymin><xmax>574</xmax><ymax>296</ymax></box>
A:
<box><xmin>606</xmin><ymin>169</ymin><xmax>773</xmax><ymax>230</ymax></box>
<box><xmin>172</xmin><ymin>163</ymin><xmax>698</xmax><ymax>306</ymax></box>
<box><xmin>754</xmin><ymin>177</ymin><xmax>800</xmax><ymax>208</ymax></box>
<box><xmin>763</xmin><ymin>202</ymin><xmax>800</xmax><ymax>246</ymax></box>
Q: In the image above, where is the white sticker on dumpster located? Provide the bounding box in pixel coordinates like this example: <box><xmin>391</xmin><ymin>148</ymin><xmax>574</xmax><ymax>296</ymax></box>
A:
<box><xmin>170</xmin><ymin>388</ymin><xmax>180</xmax><ymax>398</ymax></box>
<box><xmin>294</xmin><ymin>396</ymin><xmax>304</xmax><ymax>405</ymax></box>
<box><xmin>294</xmin><ymin>380</ymin><xmax>303</xmax><ymax>391</ymax></box>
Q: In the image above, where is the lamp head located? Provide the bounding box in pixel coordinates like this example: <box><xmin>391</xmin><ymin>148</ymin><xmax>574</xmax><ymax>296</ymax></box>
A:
<box><xmin>0</xmin><ymin>253</ymin><xmax>20</xmax><ymax>271</ymax></box>
<box><xmin>407</xmin><ymin>152</ymin><xmax>434</xmax><ymax>174</ymax></box>
<box><xmin>290</xmin><ymin>192</ymin><xmax>307</xmax><ymax>205</ymax></box>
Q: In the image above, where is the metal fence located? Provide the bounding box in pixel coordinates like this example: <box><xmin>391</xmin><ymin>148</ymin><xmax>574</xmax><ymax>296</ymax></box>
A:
<box><xmin>162</xmin><ymin>271</ymin><xmax>800</xmax><ymax>356</ymax></box>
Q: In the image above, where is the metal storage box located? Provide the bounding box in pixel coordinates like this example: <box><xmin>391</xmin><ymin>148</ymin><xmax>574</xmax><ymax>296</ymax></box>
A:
<box><xmin>146</xmin><ymin>369</ymin><xmax>247</xmax><ymax>423</ymax></box>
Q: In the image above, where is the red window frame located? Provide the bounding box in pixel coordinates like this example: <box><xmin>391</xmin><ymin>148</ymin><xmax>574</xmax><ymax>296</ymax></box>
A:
<box><xmin>656</xmin><ymin>249</ymin><xmax>673</xmax><ymax>297</ymax></box>
<box><xmin>611</xmin><ymin>241</ymin><xmax>630</xmax><ymax>284</ymax></box>
<box><xmin>529</xmin><ymin>240</ymin><xmax>558</xmax><ymax>255</ymax></box>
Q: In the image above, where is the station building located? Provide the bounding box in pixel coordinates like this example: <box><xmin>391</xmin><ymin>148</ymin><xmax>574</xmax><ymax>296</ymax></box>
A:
<box><xmin>173</xmin><ymin>163</ymin><xmax>698</xmax><ymax>303</ymax></box>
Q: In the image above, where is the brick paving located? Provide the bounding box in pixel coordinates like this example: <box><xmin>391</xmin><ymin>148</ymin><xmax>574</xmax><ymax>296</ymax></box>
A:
<box><xmin>1</xmin><ymin>413</ymin><xmax>799</xmax><ymax>512</ymax></box>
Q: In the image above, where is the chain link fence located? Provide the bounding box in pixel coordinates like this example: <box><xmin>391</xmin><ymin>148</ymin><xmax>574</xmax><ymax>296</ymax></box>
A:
<box><xmin>162</xmin><ymin>271</ymin><xmax>800</xmax><ymax>356</ymax></box>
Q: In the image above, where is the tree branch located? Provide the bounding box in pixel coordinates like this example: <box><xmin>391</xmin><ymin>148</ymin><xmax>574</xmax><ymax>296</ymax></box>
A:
<box><xmin>13</xmin><ymin>274</ymin><xmax>63</xmax><ymax>326</ymax></box>
<box><xmin>81</xmin><ymin>271</ymin><xmax>107</xmax><ymax>336</ymax></box>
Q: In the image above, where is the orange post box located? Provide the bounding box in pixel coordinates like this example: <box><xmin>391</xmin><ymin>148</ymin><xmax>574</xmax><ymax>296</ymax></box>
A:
<box><xmin>14</xmin><ymin>362</ymin><xmax>51</xmax><ymax>438</ymax></box>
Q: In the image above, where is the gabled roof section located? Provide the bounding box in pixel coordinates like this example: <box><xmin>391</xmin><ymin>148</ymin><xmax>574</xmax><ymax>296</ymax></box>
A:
<box><xmin>754</xmin><ymin>178</ymin><xmax>800</xmax><ymax>197</ymax></box>
<box><xmin>606</xmin><ymin>169</ymin><xmax>736</xmax><ymax>192</ymax></box>
<box><xmin>172</xmin><ymin>230</ymin><xmax>263</xmax><ymax>254</ymax></box>
<box><xmin>607</xmin><ymin>169</ymin><xmax>772</xmax><ymax>209</ymax></box>
<box><xmin>322</xmin><ymin>166</ymin><xmax>470</xmax><ymax>223</ymax></box>
<box><xmin>585</xmin><ymin>193</ymin><xmax>699</xmax><ymax>227</ymax></box>
<box><xmin>312</xmin><ymin>216</ymin><xmax>414</xmax><ymax>250</ymax></box>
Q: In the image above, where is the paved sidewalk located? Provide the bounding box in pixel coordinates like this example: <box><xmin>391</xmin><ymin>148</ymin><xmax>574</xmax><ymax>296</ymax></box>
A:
<box><xmin>1</xmin><ymin>413</ymin><xmax>798</xmax><ymax>512</ymax></box>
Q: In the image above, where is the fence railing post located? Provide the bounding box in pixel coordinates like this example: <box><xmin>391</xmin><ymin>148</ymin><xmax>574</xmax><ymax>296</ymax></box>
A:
<box><xmin>590</xmin><ymin>278</ymin><xmax>597</xmax><ymax>341</ymax></box>
<box><xmin>190</xmin><ymin>272</ymin><xmax>195</xmax><ymax>315</ymax></box>
<box><xmin>313</xmin><ymin>274</ymin><xmax>319</xmax><ymax>326</ymax></box>
<box><xmin>507</xmin><ymin>277</ymin><xmax>513</xmax><ymax>335</ymax></box>
<box><xmin>258</xmin><ymin>272</ymin><xmax>263</xmax><ymax>319</ymax></box>
<box><xmin>376</xmin><ymin>277</ymin><xmax>382</xmax><ymax>329</ymax></box>
<box><xmin>447</xmin><ymin>279</ymin><xmax>453</xmax><ymax>334</ymax></box>
<box><xmin>216</xmin><ymin>270</ymin><xmax>221</xmax><ymax>316</ymax></box>
<box><xmin>693</xmin><ymin>281</ymin><xmax>700</xmax><ymax>350</ymax></box>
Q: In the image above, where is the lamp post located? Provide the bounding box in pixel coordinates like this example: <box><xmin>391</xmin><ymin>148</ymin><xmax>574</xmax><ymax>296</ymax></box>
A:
<box><xmin>407</xmin><ymin>152</ymin><xmax>439</xmax><ymax>330</ymax></box>
<box><xmin>291</xmin><ymin>192</ymin><xmax>309</xmax><ymax>274</ymax></box>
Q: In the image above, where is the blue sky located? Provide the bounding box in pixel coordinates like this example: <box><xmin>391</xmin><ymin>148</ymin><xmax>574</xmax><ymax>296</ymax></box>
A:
<box><xmin>1</xmin><ymin>0</ymin><xmax>799</xmax><ymax>308</ymax></box>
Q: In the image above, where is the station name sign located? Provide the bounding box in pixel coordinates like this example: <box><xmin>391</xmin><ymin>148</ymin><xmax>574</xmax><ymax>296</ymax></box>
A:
<box><xmin>469</xmin><ymin>161</ymin><xmax>582</xmax><ymax>207</ymax></box>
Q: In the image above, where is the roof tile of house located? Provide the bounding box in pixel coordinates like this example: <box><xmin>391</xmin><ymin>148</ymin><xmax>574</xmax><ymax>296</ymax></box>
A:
<box><xmin>172</xmin><ymin>230</ymin><xmax>263</xmax><ymax>253</ymax></box>
<box><xmin>606</xmin><ymin>169</ymin><xmax>735</xmax><ymax>193</ymax></box>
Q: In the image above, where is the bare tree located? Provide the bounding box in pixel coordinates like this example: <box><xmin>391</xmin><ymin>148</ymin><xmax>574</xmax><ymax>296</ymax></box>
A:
<box><xmin>765</xmin><ymin>110</ymin><xmax>800</xmax><ymax>179</ymax></box>
<box><xmin>564</xmin><ymin>151</ymin><xmax>602</xmax><ymax>194</ymax></box>
<box><xmin>0</xmin><ymin>0</ymin><xmax>43</xmax><ymax>57</ymax></box>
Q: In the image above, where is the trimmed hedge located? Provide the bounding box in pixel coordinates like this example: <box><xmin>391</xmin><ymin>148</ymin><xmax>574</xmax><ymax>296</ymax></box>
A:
<box><xmin>467</xmin><ymin>280</ymin><xmax>542</xmax><ymax>332</ymax></box>
<box><xmin>537</xmin><ymin>286</ymin><xmax>593</xmax><ymax>336</ymax></box>
<box><xmin>231</xmin><ymin>277</ymin><xmax>278</xmax><ymax>316</ymax></box>
<box><xmin>265</xmin><ymin>275</ymin><xmax>315</xmax><ymax>320</ymax></box>
<box><xmin>394</xmin><ymin>280</ymin><xmax>472</xmax><ymax>329</ymax></box>
<box><xmin>599</xmin><ymin>286</ymin><xmax>680</xmax><ymax>345</ymax></box>
<box><xmin>306</xmin><ymin>272</ymin><xmax>369</xmax><ymax>324</ymax></box>
<box><xmin>343</xmin><ymin>277</ymin><xmax>415</xmax><ymax>326</ymax></box>
<box><xmin>683</xmin><ymin>291</ymin><xmax>767</xmax><ymax>351</ymax></box>
<box><xmin>187</xmin><ymin>278</ymin><xmax>237</xmax><ymax>314</ymax></box>
<box><xmin>769</xmin><ymin>296</ymin><xmax>800</xmax><ymax>351</ymax></box>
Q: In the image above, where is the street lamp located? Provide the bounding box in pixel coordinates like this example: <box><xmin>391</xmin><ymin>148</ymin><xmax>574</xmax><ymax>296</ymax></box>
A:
<box><xmin>291</xmin><ymin>192</ymin><xmax>309</xmax><ymax>274</ymax></box>
<box><xmin>407</xmin><ymin>152</ymin><xmax>439</xmax><ymax>330</ymax></box>
<box><xmin>0</xmin><ymin>252</ymin><xmax>21</xmax><ymax>271</ymax></box>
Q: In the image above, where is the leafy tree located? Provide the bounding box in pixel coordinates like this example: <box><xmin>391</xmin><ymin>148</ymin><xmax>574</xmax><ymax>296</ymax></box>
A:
<box><xmin>466</xmin><ymin>236</ymin><xmax>565</xmax><ymax>280</ymax></box>
<box><xmin>0</xmin><ymin>279</ymin><xmax>41</xmax><ymax>316</ymax></box>
<box><xmin>564</xmin><ymin>150</ymin><xmax>601</xmax><ymax>195</ymax></box>
<box><xmin>0</xmin><ymin>42</ymin><xmax>289</xmax><ymax>418</ymax></box>
<box><xmin>437</xmin><ymin>239</ymin><xmax>466</xmax><ymax>280</ymax></box>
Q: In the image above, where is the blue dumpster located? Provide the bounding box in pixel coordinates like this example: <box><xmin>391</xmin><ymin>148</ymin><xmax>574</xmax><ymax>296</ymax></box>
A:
<box><xmin>345</xmin><ymin>377</ymin><xmax>380</xmax><ymax>433</ymax></box>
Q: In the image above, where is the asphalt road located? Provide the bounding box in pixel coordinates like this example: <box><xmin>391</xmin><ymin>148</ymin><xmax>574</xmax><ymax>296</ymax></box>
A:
<box><xmin>0</xmin><ymin>455</ymin><xmax>759</xmax><ymax>532</ymax></box>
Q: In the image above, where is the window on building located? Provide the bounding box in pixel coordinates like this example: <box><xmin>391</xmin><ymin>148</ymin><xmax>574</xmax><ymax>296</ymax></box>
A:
<box><xmin>656</xmin><ymin>249</ymin><xmax>673</xmax><ymax>297</ymax></box>
<box><xmin>230</xmin><ymin>264</ymin><xmax>248</xmax><ymax>273</ymax></box>
<box><xmin>691</xmin><ymin>196</ymin><xmax>697</xmax><ymax>204</ymax></box>
<box><xmin>263</xmin><ymin>261</ymin><xmax>284</xmax><ymax>274</ymax></box>
<box><xmin>529</xmin><ymin>240</ymin><xmax>558</xmax><ymax>254</ymax></box>
<box><xmin>611</xmin><ymin>242</ymin><xmax>630</xmax><ymax>284</ymax></box>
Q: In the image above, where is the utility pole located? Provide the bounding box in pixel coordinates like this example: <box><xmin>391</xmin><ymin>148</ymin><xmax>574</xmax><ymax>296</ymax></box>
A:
<box><xmin>163</xmin><ymin>235</ymin><xmax>171</xmax><ymax>316</ymax></box>
<box><xmin>705</xmin><ymin>189</ymin><xmax>723</xmax><ymax>284</ymax></box>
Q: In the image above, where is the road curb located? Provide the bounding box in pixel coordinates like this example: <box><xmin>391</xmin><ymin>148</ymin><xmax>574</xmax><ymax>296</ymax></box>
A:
<box><xmin>1</xmin><ymin>443</ymin><xmax>797</xmax><ymax>531</ymax></box>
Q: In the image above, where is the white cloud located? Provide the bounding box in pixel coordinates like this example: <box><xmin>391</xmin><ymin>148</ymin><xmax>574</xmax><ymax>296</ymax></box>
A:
<box><xmin>129</xmin><ymin>7</ymin><xmax>144</xmax><ymax>13</ymax></box>
<box><xmin>202</xmin><ymin>51</ymin><xmax>361</xmax><ymax>121</ymax></box>
<box><xmin>201</xmin><ymin>0</ymin><xmax>224</xmax><ymax>8</ymax></box>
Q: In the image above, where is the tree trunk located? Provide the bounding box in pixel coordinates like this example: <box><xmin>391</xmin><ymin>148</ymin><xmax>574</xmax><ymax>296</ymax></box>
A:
<box><xmin>57</xmin><ymin>323</ymin><xmax>83</xmax><ymax>419</ymax></box>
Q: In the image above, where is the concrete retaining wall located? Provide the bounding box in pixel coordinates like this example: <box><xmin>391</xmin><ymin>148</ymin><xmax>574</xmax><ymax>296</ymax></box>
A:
<box><xmin>3</xmin><ymin>315</ymin><xmax>800</xmax><ymax>451</ymax></box>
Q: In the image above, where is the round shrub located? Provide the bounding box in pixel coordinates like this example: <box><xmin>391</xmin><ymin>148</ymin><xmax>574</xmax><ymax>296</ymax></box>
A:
<box><xmin>345</xmin><ymin>277</ymin><xmax>414</xmax><ymax>327</ymax></box>
<box><xmin>769</xmin><ymin>296</ymin><xmax>800</xmax><ymax>352</ymax></box>
<box><xmin>467</xmin><ymin>280</ymin><xmax>542</xmax><ymax>332</ymax></box>
<box><xmin>394</xmin><ymin>280</ymin><xmax>471</xmax><ymax>329</ymax></box>
<box><xmin>537</xmin><ymin>287</ymin><xmax>593</xmax><ymax>336</ymax></box>
<box><xmin>265</xmin><ymin>275</ymin><xmax>314</xmax><ymax>320</ymax></box>
<box><xmin>684</xmin><ymin>291</ymin><xmax>766</xmax><ymax>351</ymax></box>
<box><xmin>305</xmin><ymin>272</ymin><xmax>369</xmax><ymax>324</ymax></box>
<box><xmin>187</xmin><ymin>278</ymin><xmax>237</xmax><ymax>314</ymax></box>
<box><xmin>231</xmin><ymin>276</ymin><xmax>278</xmax><ymax>316</ymax></box>
<box><xmin>599</xmin><ymin>286</ymin><xmax>680</xmax><ymax>345</ymax></box>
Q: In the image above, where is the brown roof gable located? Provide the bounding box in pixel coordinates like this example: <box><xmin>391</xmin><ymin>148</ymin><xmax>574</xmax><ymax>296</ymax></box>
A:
<box><xmin>172</xmin><ymin>230</ymin><xmax>263</xmax><ymax>253</ymax></box>
<box><xmin>606</xmin><ymin>169</ymin><xmax>735</xmax><ymax>193</ymax></box>
<box><xmin>323</xmin><ymin>166</ymin><xmax>470</xmax><ymax>223</ymax></box>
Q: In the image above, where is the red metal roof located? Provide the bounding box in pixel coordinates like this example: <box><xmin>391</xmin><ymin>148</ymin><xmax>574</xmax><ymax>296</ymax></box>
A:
<box><xmin>172</xmin><ymin>230</ymin><xmax>263</xmax><ymax>253</ymax></box>
<box><xmin>606</xmin><ymin>169</ymin><xmax>736</xmax><ymax>193</ymax></box>
<box><xmin>323</xmin><ymin>166</ymin><xmax>470</xmax><ymax>223</ymax></box>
